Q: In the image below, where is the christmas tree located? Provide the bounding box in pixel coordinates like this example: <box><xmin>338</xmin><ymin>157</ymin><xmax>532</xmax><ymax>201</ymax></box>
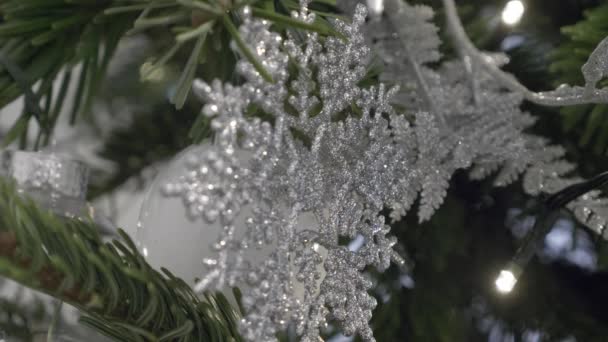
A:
<box><xmin>0</xmin><ymin>0</ymin><xmax>608</xmax><ymax>341</ymax></box>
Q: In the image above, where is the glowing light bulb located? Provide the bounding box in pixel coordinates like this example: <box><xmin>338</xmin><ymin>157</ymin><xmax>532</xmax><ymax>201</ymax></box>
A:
<box><xmin>501</xmin><ymin>0</ymin><xmax>525</xmax><ymax>26</ymax></box>
<box><xmin>366</xmin><ymin>0</ymin><xmax>384</xmax><ymax>16</ymax></box>
<box><xmin>495</xmin><ymin>269</ymin><xmax>518</xmax><ymax>293</ymax></box>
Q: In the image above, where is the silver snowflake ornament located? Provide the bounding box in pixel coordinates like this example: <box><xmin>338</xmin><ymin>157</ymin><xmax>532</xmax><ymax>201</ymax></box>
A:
<box><xmin>157</xmin><ymin>0</ymin><xmax>608</xmax><ymax>340</ymax></box>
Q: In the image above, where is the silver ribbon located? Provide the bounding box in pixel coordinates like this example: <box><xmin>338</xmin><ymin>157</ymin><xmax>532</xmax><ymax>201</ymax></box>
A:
<box><xmin>0</xmin><ymin>150</ymin><xmax>89</xmax><ymax>200</ymax></box>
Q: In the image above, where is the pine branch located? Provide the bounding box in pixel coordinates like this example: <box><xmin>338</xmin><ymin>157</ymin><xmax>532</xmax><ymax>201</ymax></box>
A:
<box><xmin>0</xmin><ymin>0</ymin><xmax>343</xmax><ymax>150</ymax></box>
<box><xmin>0</xmin><ymin>0</ymin><xmax>134</xmax><ymax>148</ymax></box>
<box><xmin>0</xmin><ymin>178</ymin><xmax>242</xmax><ymax>341</ymax></box>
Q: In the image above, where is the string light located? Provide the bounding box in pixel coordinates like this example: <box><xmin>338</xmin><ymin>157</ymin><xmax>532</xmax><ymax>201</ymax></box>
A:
<box><xmin>494</xmin><ymin>171</ymin><xmax>608</xmax><ymax>295</ymax></box>
<box><xmin>494</xmin><ymin>211</ymin><xmax>558</xmax><ymax>295</ymax></box>
<box><xmin>502</xmin><ymin>0</ymin><xmax>525</xmax><ymax>26</ymax></box>
<box><xmin>495</xmin><ymin>271</ymin><xmax>516</xmax><ymax>293</ymax></box>
<box><xmin>495</xmin><ymin>263</ymin><xmax>522</xmax><ymax>294</ymax></box>
<box><xmin>366</xmin><ymin>0</ymin><xmax>384</xmax><ymax>16</ymax></box>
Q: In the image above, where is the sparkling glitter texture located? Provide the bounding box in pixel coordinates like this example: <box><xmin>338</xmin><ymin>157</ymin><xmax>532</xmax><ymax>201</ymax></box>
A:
<box><xmin>157</xmin><ymin>1</ymin><xmax>608</xmax><ymax>341</ymax></box>
<box><xmin>0</xmin><ymin>150</ymin><xmax>89</xmax><ymax>217</ymax></box>
<box><xmin>161</xmin><ymin>146</ymin><xmax>251</xmax><ymax>222</ymax></box>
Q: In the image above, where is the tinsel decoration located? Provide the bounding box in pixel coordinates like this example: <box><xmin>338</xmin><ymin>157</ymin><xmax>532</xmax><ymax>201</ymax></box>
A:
<box><xmin>0</xmin><ymin>150</ymin><xmax>115</xmax><ymax>234</ymax></box>
<box><xmin>0</xmin><ymin>150</ymin><xmax>89</xmax><ymax>217</ymax></box>
<box><xmin>150</xmin><ymin>0</ymin><xmax>608</xmax><ymax>341</ymax></box>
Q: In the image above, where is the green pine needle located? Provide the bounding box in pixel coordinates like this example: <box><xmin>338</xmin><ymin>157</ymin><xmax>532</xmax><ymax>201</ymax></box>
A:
<box><xmin>171</xmin><ymin>32</ymin><xmax>207</xmax><ymax>109</ymax></box>
<box><xmin>0</xmin><ymin>178</ymin><xmax>242</xmax><ymax>342</ymax></box>
<box><xmin>250</xmin><ymin>7</ymin><xmax>338</xmax><ymax>37</ymax></box>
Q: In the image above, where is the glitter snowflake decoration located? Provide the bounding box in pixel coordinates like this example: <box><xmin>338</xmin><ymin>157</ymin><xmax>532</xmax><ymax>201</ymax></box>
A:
<box><xmin>159</xmin><ymin>0</ymin><xmax>608</xmax><ymax>340</ymax></box>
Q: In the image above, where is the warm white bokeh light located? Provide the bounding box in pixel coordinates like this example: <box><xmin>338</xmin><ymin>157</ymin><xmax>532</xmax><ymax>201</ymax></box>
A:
<box><xmin>502</xmin><ymin>0</ymin><xmax>525</xmax><ymax>26</ymax></box>
<box><xmin>495</xmin><ymin>269</ymin><xmax>518</xmax><ymax>293</ymax></box>
<box><xmin>366</xmin><ymin>0</ymin><xmax>384</xmax><ymax>16</ymax></box>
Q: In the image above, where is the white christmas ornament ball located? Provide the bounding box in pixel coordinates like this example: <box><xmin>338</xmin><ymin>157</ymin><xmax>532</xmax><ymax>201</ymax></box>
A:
<box><xmin>136</xmin><ymin>143</ymin><xmax>244</xmax><ymax>285</ymax></box>
<box><xmin>136</xmin><ymin>143</ymin><xmax>325</xmax><ymax>294</ymax></box>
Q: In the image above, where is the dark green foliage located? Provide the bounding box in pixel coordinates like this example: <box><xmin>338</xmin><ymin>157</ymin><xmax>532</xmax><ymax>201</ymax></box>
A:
<box><xmin>88</xmin><ymin>101</ymin><xmax>208</xmax><ymax>199</ymax></box>
<box><xmin>0</xmin><ymin>0</ymin><xmax>136</xmax><ymax>148</ymax></box>
<box><xmin>551</xmin><ymin>4</ymin><xmax>608</xmax><ymax>155</ymax></box>
<box><xmin>0</xmin><ymin>179</ymin><xmax>242</xmax><ymax>341</ymax></box>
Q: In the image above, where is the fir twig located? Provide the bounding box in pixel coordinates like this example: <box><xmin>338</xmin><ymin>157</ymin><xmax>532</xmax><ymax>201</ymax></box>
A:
<box><xmin>0</xmin><ymin>179</ymin><xmax>242</xmax><ymax>342</ymax></box>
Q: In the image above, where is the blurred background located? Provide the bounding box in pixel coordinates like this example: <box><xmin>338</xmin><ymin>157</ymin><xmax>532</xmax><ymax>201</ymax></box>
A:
<box><xmin>1</xmin><ymin>0</ymin><xmax>608</xmax><ymax>341</ymax></box>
